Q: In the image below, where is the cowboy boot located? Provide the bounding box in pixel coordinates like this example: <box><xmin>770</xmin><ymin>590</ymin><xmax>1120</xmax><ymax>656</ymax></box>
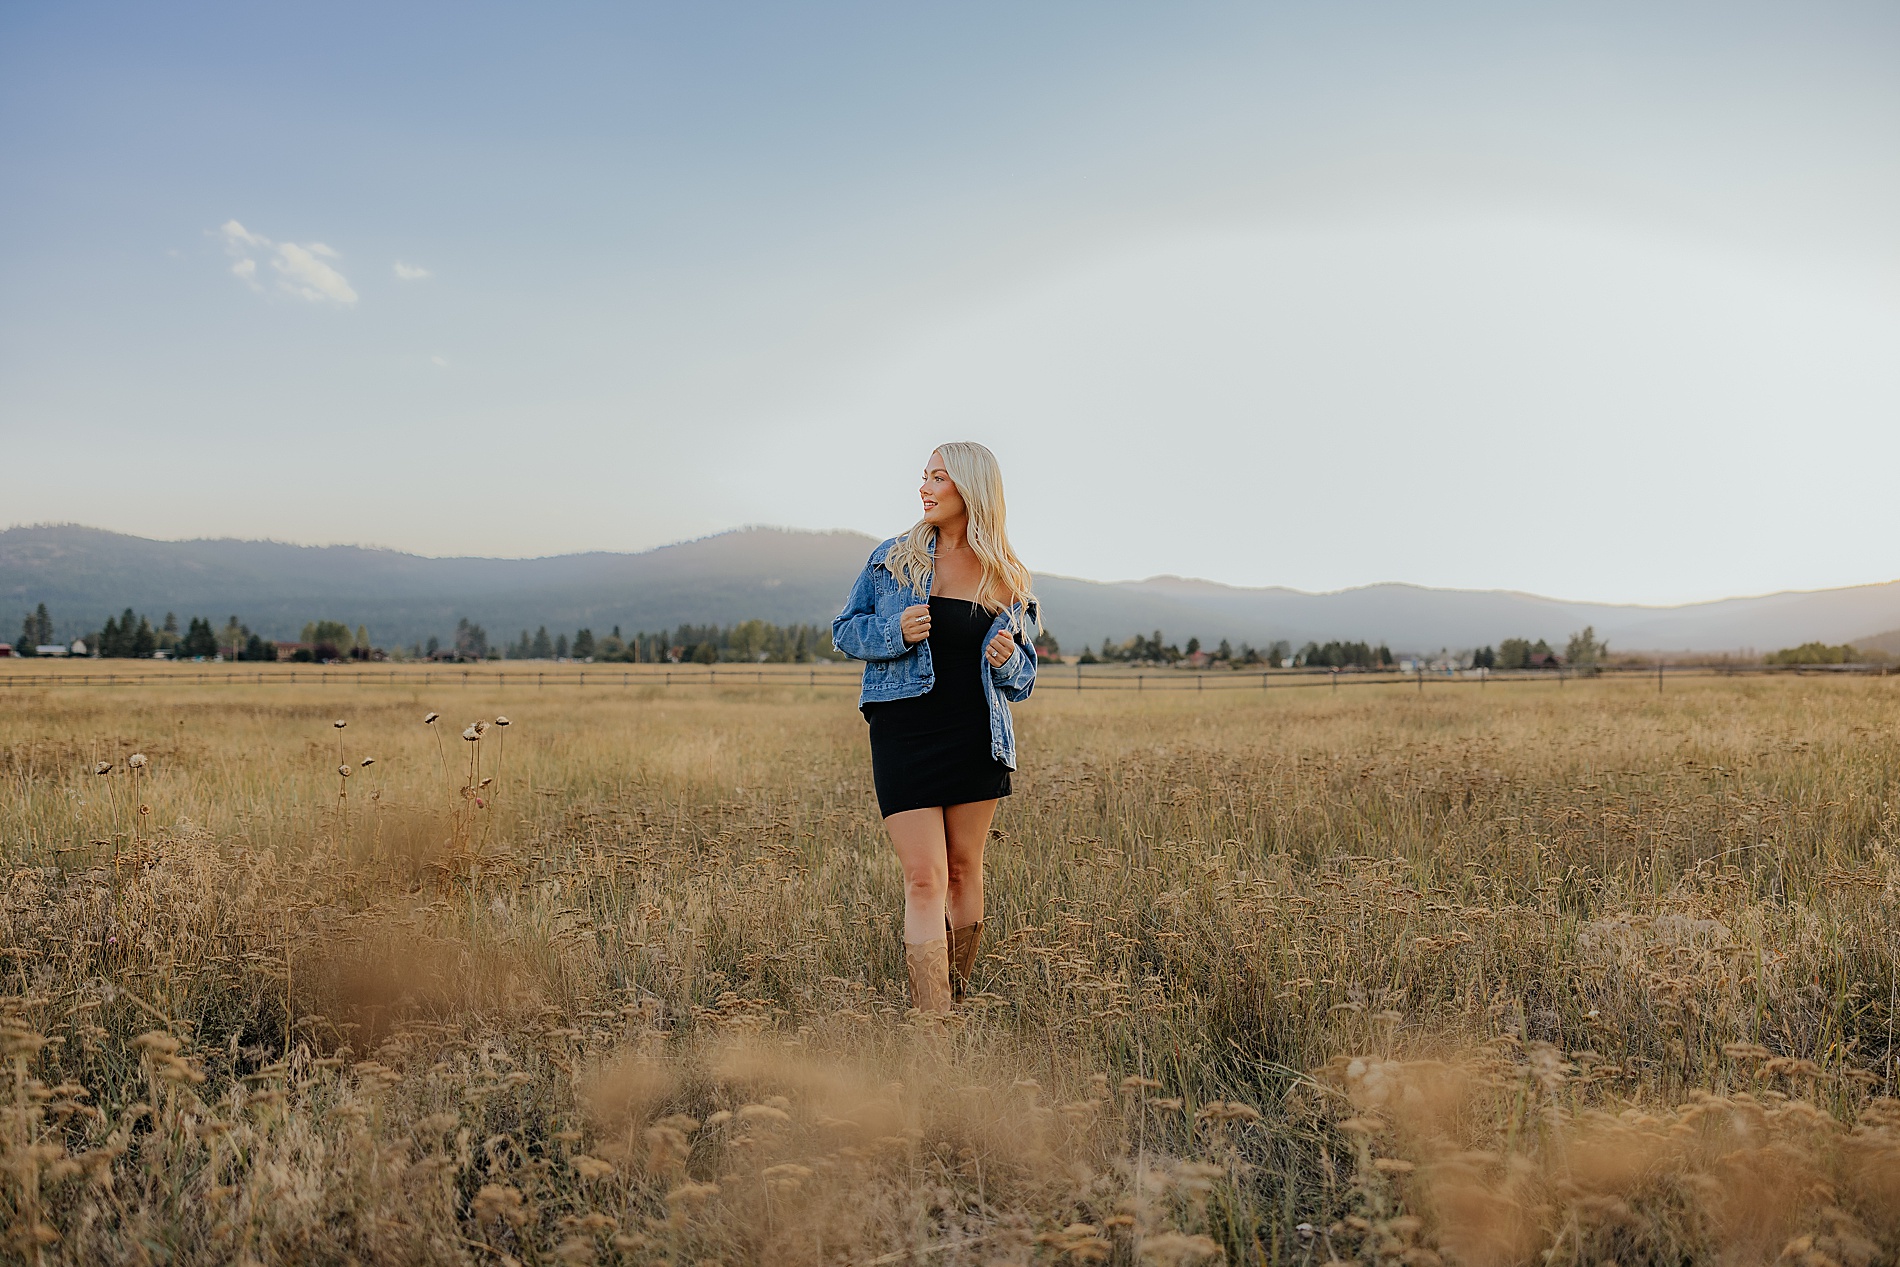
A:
<box><xmin>905</xmin><ymin>936</ymin><xmax>953</xmax><ymax>1014</ymax></box>
<box><xmin>948</xmin><ymin>920</ymin><xmax>983</xmax><ymax>1002</ymax></box>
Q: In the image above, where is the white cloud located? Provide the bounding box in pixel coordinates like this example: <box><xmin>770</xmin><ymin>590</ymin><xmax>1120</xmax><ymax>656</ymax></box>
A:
<box><xmin>219</xmin><ymin>219</ymin><xmax>267</xmax><ymax>249</ymax></box>
<box><xmin>213</xmin><ymin>219</ymin><xmax>358</xmax><ymax>305</ymax></box>
<box><xmin>393</xmin><ymin>261</ymin><xmax>431</xmax><ymax>281</ymax></box>
<box><xmin>430</xmin><ymin>355</ymin><xmax>449</xmax><ymax>367</ymax></box>
<box><xmin>272</xmin><ymin>241</ymin><xmax>358</xmax><ymax>303</ymax></box>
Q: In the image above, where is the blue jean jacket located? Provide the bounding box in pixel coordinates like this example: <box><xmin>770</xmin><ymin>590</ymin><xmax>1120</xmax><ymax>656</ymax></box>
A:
<box><xmin>831</xmin><ymin>535</ymin><xmax>1038</xmax><ymax>769</ymax></box>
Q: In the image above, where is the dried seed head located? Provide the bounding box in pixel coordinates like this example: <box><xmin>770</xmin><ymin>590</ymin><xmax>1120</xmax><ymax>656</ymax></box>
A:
<box><xmin>338</xmin><ymin>765</ymin><xmax>352</xmax><ymax>778</ymax></box>
<box><xmin>359</xmin><ymin>757</ymin><xmax>374</xmax><ymax>767</ymax></box>
<box><xmin>462</xmin><ymin>726</ymin><xmax>480</xmax><ymax>742</ymax></box>
<box><xmin>132</xmin><ymin>1030</ymin><xmax>181</xmax><ymax>1056</ymax></box>
<box><xmin>479</xmin><ymin>777</ymin><xmax>492</xmax><ymax>788</ymax></box>
<box><xmin>93</xmin><ymin>761</ymin><xmax>113</xmax><ymax>775</ymax></box>
<box><xmin>494</xmin><ymin>716</ymin><xmax>510</xmax><ymax>727</ymax></box>
<box><xmin>334</xmin><ymin>719</ymin><xmax>347</xmax><ymax>729</ymax></box>
<box><xmin>139</xmin><ymin>804</ymin><xmax>151</xmax><ymax>816</ymax></box>
<box><xmin>424</xmin><ymin>712</ymin><xmax>439</xmax><ymax>724</ymax></box>
<box><xmin>474</xmin><ymin>720</ymin><xmax>489</xmax><ymax>734</ymax></box>
<box><xmin>127</xmin><ymin>753</ymin><xmax>148</xmax><ymax>769</ymax></box>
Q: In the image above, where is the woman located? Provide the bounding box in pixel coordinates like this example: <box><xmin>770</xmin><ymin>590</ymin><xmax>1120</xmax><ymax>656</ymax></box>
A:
<box><xmin>832</xmin><ymin>442</ymin><xmax>1039</xmax><ymax>1013</ymax></box>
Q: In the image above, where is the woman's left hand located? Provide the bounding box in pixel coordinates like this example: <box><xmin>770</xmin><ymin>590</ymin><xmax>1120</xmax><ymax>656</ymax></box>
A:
<box><xmin>985</xmin><ymin>629</ymin><xmax>1016</xmax><ymax>668</ymax></box>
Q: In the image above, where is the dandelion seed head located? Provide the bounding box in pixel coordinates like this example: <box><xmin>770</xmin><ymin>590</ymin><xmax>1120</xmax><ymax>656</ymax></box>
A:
<box><xmin>334</xmin><ymin>719</ymin><xmax>347</xmax><ymax>729</ymax></box>
<box><xmin>463</xmin><ymin>726</ymin><xmax>480</xmax><ymax>741</ymax></box>
<box><xmin>424</xmin><ymin>712</ymin><xmax>439</xmax><ymax>724</ymax></box>
<box><xmin>338</xmin><ymin>765</ymin><xmax>352</xmax><ymax>777</ymax></box>
<box><xmin>359</xmin><ymin>757</ymin><xmax>374</xmax><ymax>767</ymax></box>
<box><xmin>494</xmin><ymin>716</ymin><xmax>510</xmax><ymax>726</ymax></box>
<box><xmin>127</xmin><ymin>753</ymin><xmax>148</xmax><ymax>769</ymax></box>
<box><xmin>93</xmin><ymin>761</ymin><xmax>113</xmax><ymax>775</ymax></box>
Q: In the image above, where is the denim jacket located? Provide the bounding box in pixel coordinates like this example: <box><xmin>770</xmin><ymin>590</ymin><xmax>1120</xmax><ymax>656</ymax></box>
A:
<box><xmin>831</xmin><ymin>535</ymin><xmax>1038</xmax><ymax>769</ymax></box>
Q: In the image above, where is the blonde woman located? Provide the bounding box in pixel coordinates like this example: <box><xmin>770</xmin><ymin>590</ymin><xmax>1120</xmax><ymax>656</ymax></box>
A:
<box><xmin>832</xmin><ymin>443</ymin><xmax>1039</xmax><ymax>1013</ymax></box>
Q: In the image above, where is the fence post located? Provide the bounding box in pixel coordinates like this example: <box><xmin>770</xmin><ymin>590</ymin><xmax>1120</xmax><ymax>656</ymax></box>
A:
<box><xmin>1416</xmin><ymin>663</ymin><xmax>1423</xmax><ymax>695</ymax></box>
<box><xmin>1658</xmin><ymin>660</ymin><xmax>1664</xmax><ymax>694</ymax></box>
<box><xmin>1137</xmin><ymin>673</ymin><xmax>1143</xmax><ymax>692</ymax></box>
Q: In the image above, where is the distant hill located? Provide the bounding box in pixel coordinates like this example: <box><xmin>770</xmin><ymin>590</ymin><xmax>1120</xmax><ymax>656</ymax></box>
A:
<box><xmin>6</xmin><ymin>523</ymin><xmax>1900</xmax><ymax>654</ymax></box>
<box><xmin>0</xmin><ymin>525</ymin><xmax>878</xmax><ymax>649</ymax></box>
<box><xmin>1850</xmin><ymin>628</ymin><xmax>1900</xmax><ymax>657</ymax></box>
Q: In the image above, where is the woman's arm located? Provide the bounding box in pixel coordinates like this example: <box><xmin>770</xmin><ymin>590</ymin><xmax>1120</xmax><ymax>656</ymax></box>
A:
<box><xmin>830</xmin><ymin>559</ymin><xmax>908</xmax><ymax>661</ymax></box>
<box><xmin>988</xmin><ymin>623</ymin><xmax>1037</xmax><ymax>701</ymax></box>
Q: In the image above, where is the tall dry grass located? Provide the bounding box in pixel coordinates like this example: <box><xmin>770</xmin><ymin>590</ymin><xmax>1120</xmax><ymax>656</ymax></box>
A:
<box><xmin>1</xmin><ymin>671</ymin><xmax>1896</xmax><ymax>1264</ymax></box>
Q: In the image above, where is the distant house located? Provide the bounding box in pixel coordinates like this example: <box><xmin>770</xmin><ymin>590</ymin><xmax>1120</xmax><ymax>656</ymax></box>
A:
<box><xmin>275</xmin><ymin>642</ymin><xmax>315</xmax><ymax>661</ymax></box>
<box><xmin>35</xmin><ymin>644</ymin><xmax>70</xmax><ymax>657</ymax></box>
<box><xmin>1529</xmin><ymin>652</ymin><xmax>1565</xmax><ymax>670</ymax></box>
<box><xmin>69</xmin><ymin>639</ymin><xmax>87</xmax><ymax>656</ymax></box>
<box><xmin>0</xmin><ymin>643</ymin><xmax>12</xmax><ymax>657</ymax></box>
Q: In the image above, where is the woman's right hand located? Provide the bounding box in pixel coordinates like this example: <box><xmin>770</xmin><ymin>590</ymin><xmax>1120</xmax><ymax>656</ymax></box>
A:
<box><xmin>900</xmin><ymin>604</ymin><xmax>932</xmax><ymax>645</ymax></box>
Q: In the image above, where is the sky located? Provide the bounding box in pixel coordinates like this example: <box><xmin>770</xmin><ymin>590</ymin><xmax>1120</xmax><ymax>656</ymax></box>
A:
<box><xmin>2</xmin><ymin>1</ymin><xmax>1897</xmax><ymax>605</ymax></box>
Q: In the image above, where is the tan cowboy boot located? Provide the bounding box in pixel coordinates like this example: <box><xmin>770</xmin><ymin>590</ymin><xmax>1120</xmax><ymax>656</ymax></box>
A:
<box><xmin>948</xmin><ymin>921</ymin><xmax>983</xmax><ymax>1002</ymax></box>
<box><xmin>905</xmin><ymin>937</ymin><xmax>953</xmax><ymax>1014</ymax></box>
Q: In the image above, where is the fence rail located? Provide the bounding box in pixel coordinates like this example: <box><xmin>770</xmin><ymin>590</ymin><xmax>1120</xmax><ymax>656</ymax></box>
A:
<box><xmin>1</xmin><ymin>661</ymin><xmax>1888</xmax><ymax>694</ymax></box>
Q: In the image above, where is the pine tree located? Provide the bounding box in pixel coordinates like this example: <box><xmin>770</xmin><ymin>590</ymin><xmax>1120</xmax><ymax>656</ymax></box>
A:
<box><xmin>131</xmin><ymin>617</ymin><xmax>156</xmax><ymax>658</ymax></box>
<box><xmin>532</xmin><ymin>627</ymin><xmax>553</xmax><ymax>659</ymax></box>
<box><xmin>554</xmin><ymin>634</ymin><xmax>569</xmax><ymax>659</ymax></box>
<box><xmin>572</xmin><ymin>629</ymin><xmax>596</xmax><ymax>659</ymax></box>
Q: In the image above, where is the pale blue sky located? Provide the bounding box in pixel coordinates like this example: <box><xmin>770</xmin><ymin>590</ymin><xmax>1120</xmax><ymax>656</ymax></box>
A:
<box><xmin>3</xmin><ymin>2</ymin><xmax>1897</xmax><ymax>603</ymax></box>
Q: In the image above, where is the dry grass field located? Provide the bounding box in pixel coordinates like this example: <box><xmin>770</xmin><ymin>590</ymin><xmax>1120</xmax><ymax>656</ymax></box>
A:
<box><xmin>2</xmin><ymin>667</ymin><xmax>1898</xmax><ymax>1266</ymax></box>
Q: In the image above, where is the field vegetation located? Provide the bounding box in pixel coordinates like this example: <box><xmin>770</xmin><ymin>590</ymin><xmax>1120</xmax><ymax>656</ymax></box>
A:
<box><xmin>2</xmin><ymin>667</ymin><xmax>1898</xmax><ymax>1265</ymax></box>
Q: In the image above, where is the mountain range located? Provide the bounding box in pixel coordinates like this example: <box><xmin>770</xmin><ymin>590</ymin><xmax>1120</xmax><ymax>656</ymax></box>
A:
<box><xmin>5</xmin><ymin>523</ymin><xmax>1900</xmax><ymax>655</ymax></box>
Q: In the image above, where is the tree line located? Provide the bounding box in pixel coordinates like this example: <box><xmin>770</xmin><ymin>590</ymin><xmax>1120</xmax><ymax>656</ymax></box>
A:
<box><xmin>10</xmin><ymin>604</ymin><xmax>282</xmax><ymax>660</ymax></box>
<box><xmin>1077</xmin><ymin>632</ymin><xmax>1392</xmax><ymax>669</ymax></box>
<box><xmin>1469</xmin><ymin>627</ymin><xmax>1608</xmax><ymax>672</ymax></box>
<box><xmin>483</xmin><ymin>621</ymin><xmax>849</xmax><ymax>664</ymax></box>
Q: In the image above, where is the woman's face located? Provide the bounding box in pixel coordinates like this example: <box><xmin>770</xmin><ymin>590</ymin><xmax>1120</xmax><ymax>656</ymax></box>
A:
<box><xmin>919</xmin><ymin>451</ymin><xmax>965</xmax><ymax>526</ymax></box>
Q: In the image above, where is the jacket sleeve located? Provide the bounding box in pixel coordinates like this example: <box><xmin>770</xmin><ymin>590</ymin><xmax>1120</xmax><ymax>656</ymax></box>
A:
<box><xmin>989</xmin><ymin>618</ymin><xmax>1037</xmax><ymax>701</ymax></box>
<box><xmin>831</xmin><ymin>557</ymin><xmax>907</xmax><ymax>662</ymax></box>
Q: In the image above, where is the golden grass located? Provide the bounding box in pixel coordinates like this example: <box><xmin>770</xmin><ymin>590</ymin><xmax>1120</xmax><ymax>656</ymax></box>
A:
<box><xmin>2</xmin><ymin>671</ymin><xmax>1897</xmax><ymax>1265</ymax></box>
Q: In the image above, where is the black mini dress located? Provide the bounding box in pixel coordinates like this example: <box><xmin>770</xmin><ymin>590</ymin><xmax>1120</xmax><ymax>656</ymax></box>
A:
<box><xmin>863</xmin><ymin>596</ymin><xmax>1013</xmax><ymax>818</ymax></box>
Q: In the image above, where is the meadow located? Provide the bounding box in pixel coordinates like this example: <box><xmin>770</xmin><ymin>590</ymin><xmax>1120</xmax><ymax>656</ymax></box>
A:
<box><xmin>2</xmin><ymin>666</ymin><xmax>1897</xmax><ymax>1266</ymax></box>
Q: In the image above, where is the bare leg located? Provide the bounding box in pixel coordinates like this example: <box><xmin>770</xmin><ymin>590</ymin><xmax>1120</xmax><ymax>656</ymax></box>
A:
<box><xmin>943</xmin><ymin>799</ymin><xmax>998</xmax><ymax>929</ymax></box>
<box><xmin>885</xmin><ymin>807</ymin><xmax>950</xmax><ymax>944</ymax></box>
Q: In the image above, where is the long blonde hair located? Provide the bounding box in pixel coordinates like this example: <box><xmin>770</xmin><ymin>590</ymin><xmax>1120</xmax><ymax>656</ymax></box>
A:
<box><xmin>885</xmin><ymin>441</ymin><xmax>1038</xmax><ymax>632</ymax></box>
